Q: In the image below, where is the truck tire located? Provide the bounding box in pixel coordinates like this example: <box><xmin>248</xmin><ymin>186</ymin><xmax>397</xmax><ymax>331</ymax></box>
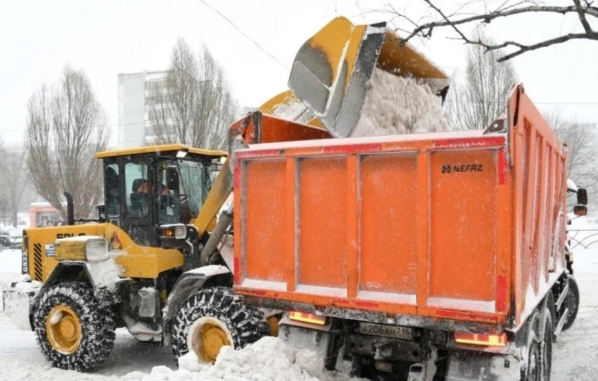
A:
<box><xmin>521</xmin><ymin>309</ymin><xmax>553</xmax><ymax>381</ymax></box>
<box><xmin>32</xmin><ymin>281</ymin><xmax>116</xmax><ymax>371</ymax></box>
<box><xmin>171</xmin><ymin>287</ymin><xmax>270</xmax><ymax>364</ymax></box>
<box><xmin>561</xmin><ymin>276</ymin><xmax>579</xmax><ymax>332</ymax></box>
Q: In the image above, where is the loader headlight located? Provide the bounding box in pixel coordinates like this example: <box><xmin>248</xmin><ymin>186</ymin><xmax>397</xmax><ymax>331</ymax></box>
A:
<box><xmin>55</xmin><ymin>236</ymin><xmax>109</xmax><ymax>263</ymax></box>
<box><xmin>86</xmin><ymin>238</ymin><xmax>109</xmax><ymax>262</ymax></box>
<box><xmin>174</xmin><ymin>226</ymin><xmax>186</xmax><ymax>239</ymax></box>
<box><xmin>160</xmin><ymin>224</ymin><xmax>187</xmax><ymax>240</ymax></box>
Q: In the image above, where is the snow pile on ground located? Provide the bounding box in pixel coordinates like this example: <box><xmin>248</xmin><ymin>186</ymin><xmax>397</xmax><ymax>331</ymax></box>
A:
<box><xmin>124</xmin><ymin>337</ymin><xmax>364</xmax><ymax>381</ymax></box>
<box><xmin>351</xmin><ymin>68</ymin><xmax>450</xmax><ymax>137</ymax></box>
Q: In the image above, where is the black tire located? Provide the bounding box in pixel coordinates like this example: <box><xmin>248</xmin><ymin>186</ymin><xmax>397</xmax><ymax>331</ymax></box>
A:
<box><xmin>521</xmin><ymin>309</ymin><xmax>553</xmax><ymax>381</ymax></box>
<box><xmin>32</xmin><ymin>281</ymin><xmax>116</xmax><ymax>371</ymax></box>
<box><xmin>171</xmin><ymin>287</ymin><xmax>270</xmax><ymax>363</ymax></box>
<box><xmin>561</xmin><ymin>275</ymin><xmax>580</xmax><ymax>331</ymax></box>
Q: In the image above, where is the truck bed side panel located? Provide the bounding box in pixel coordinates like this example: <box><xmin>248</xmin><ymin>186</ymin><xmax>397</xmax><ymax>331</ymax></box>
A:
<box><xmin>297</xmin><ymin>157</ymin><xmax>348</xmax><ymax>292</ymax></box>
<box><xmin>428</xmin><ymin>149</ymin><xmax>498</xmax><ymax>310</ymax></box>
<box><xmin>360</xmin><ymin>153</ymin><xmax>418</xmax><ymax>298</ymax></box>
<box><xmin>510</xmin><ymin>87</ymin><xmax>568</xmax><ymax>327</ymax></box>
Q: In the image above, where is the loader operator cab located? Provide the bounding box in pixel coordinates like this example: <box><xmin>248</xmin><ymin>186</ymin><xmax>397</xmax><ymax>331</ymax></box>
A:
<box><xmin>97</xmin><ymin>144</ymin><xmax>226</xmax><ymax>248</ymax></box>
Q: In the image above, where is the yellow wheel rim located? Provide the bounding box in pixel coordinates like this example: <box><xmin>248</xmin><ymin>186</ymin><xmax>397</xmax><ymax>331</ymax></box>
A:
<box><xmin>267</xmin><ymin>316</ymin><xmax>280</xmax><ymax>337</ymax></box>
<box><xmin>189</xmin><ymin>318</ymin><xmax>232</xmax><ymax>364</ymax></box>
<box><xmin>46</xmin><ymin>305</ymin><xmax>81</xmax><ymax>354</ymax></box>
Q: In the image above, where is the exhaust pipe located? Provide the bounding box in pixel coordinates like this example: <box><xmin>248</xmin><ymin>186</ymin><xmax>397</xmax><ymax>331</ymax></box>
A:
<box><xmin>64</xmin><ymin>192</ymin><xmax>74</xmax><ymax>226</ymax></box>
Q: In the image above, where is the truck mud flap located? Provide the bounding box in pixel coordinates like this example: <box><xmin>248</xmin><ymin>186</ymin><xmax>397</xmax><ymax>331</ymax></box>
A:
<box><xmin>446</xmin><ymin>350</ymin><xmax>520</xmax><ymax>381</ymax></box>
<box><xmin>279</xmin><ymin>316</ymin><xmax>341</xmax><ymax>370</ymax></box>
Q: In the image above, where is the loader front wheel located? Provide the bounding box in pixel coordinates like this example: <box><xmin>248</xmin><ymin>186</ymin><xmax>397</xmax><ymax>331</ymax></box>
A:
<box><xmin>171</xmin><ymin>287</ymin><xmax>270</xmax><ymax>364</ymax></box>
<box><xmin>33</xmin><ymin>281</ymin><xmax>116</xmax><ymax>371</ymax></box>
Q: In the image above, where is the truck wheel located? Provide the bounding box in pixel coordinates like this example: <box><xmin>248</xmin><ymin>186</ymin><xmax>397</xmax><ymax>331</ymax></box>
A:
<box><xmin>561</xmin><ymin>276</ymin><xmax>579</xmax><ymax>331</ymax></box>
<box><xmin>171</xmin><ymin>287</ymin><xmax>270</xmax><ymax>364</ymax></box>
<box><xmin>32</xmin><ymin>281</ymin><xmax>116</xmax><ymax>371</ymax></box>
<box><xmin>521</xmin><ymin>310</ymin><xmax>552</xmax><ymax>381</ymax></box>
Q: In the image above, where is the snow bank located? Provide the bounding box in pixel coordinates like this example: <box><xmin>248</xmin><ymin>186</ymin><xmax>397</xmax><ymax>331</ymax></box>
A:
<box><xmin>126</xmin><ymin>337</ymin><xmax>365</xmax><ymax>381</ymax></box>
<box><xmin>178</xmin><ymin>351</ymin><xmax>201</xmax><ymax>372</ymax></box>
<box><xmin>351</xmin><ymin>68</ymin><xmax>450</xmax><ymax>137</ymax></box>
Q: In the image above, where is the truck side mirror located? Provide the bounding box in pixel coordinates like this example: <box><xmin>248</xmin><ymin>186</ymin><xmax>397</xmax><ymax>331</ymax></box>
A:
<box><xmin>166</xmin><ymin>166</ymin><xmax>180</xmax><ymax>192</ymax></box>
<box><xmin>577</xmin><ymin>188</ymin><xmax>588</xmax><ymax>205</ymax></box>
<box><xmin>574</xmin><ymin>205</ymin><xmax>587</xmax><ymax>216</ymax></box>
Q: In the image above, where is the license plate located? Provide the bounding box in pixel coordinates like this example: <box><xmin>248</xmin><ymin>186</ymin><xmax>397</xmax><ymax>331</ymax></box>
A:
<box><xmin>359</xmin><ymin>322</ymin><xmax>413</xmax><ymax>340</ymax></box>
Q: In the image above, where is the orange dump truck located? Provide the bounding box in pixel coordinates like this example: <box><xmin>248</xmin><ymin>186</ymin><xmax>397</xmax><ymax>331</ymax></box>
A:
<box><xmin>232</xmin><ymin>84</ymin><xmax>586</xmax><ymax>381</ymax></box>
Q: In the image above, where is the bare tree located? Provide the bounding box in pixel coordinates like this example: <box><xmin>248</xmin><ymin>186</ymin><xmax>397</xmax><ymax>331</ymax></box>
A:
<box><xmin>148</xmin><ymin>38</ymin><xmax>238</xmax><ymax>150</ymax></box>
<box><xmin>544</xmin><ymin>111</ymin><xmax>598</xmax><ymax>209</ymax></box>
<box><xmin>0</xmin><ymin>145</ymin><xmax>31</xmax><ymax>227</ymax></box>
<box><xmin>446</xmin><ymin>29</ymin><xmax>518</xmax><ymax>130</ymax></box>
<box><xmin>26</xmin><ymin>65</ymin><xmax>109</xmax><ymax>220</ymax></box>
<box><xmin>372</xmin><ymin>0</ymin><xmax>597</xmax><ymax>62</ymax></box>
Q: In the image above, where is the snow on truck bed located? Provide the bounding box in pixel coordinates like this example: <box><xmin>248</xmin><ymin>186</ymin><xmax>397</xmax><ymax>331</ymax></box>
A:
<box><xmin>351</xmin><ymin>69</ymin><xmax>450</xmax><ymax>137</ymax></box>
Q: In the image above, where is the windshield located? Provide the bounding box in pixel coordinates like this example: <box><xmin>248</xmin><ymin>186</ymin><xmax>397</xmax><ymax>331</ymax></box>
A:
<box><xmin>175</xmin><ymin>158</ymin><xmax>217</xmax><ymax>218</ymax></box>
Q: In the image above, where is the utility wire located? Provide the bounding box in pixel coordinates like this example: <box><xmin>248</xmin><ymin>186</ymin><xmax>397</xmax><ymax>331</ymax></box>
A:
<box><xmin>197</xmin><ymin>0</ymin><xmax>290</xmax><ymax>72</ymax></box>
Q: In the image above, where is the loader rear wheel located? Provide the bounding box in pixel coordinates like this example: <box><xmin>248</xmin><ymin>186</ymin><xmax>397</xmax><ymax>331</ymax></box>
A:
<box><xmin>561</xmin><ymin>276</ymin><xmax>579</xmax><ymax>332</ymax></box>
<box><xmin>33</xmin><ymin>281</ymin><xmax>116</xmax><ymax>371</ymax></box>
<box><xmin>171</xmin><ymin>287</ymin><xmax>270</xmax><ymax>364</ymax></box>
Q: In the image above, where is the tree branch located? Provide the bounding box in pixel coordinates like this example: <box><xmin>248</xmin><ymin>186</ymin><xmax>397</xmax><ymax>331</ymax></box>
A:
<box><xmin>488</xmin><ymin>32</ymin><xmax>598</xmax><ymax>61</ymax></box>
<box><xmin>389</xmin><ymin>0</ymin><xmax>598</xmax><ymax>62</ymax></box>
<box><xmin>573</xmin><ymin>0</ymin><xmax>596</xmax><ymax>34</ymax></box>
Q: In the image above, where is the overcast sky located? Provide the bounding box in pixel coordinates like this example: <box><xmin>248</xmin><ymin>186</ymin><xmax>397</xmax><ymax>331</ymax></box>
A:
<box><xmin>1</xmin><ymin>0</ymin><xmax>597</xmax><ymax>147</ymax></box>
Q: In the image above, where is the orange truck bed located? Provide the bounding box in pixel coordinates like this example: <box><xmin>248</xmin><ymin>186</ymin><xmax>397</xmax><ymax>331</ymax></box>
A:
<box><xmin>233</xmin><ymin>85</ymin><xmax>568</xmax><ymax>333</ymax></box>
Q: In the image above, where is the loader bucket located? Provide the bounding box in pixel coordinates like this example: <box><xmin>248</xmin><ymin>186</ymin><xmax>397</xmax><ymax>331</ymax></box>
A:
<box><xmin>288</xmin><ymin>16</ymin><xmax>450</xmax><ymax>138</ymax></box>
<box><xmin>259</xmin><ymin>90</ymin><xmax>326</xmax><ymax>130</ymax></box>
<box><xmin>1</xmin><ymin>282</ymin><xmax>39</xmax><ymax>331</ymax></box>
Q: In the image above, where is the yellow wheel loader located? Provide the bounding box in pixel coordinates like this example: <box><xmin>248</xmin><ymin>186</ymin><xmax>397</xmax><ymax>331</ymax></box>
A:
<box><xmin>5</xmin><ymin>144</ymin><xmax>271</xmax><ymax>371</ymax></box>
<box><xmin>2</xmin><ymin>16</ymin><xmax>450</xmax><ymax>372</ymax></box>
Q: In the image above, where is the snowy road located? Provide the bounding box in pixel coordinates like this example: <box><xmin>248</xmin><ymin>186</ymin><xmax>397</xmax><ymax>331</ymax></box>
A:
<box><xmin>1</xmin><ymin>245</ymin><xmax>597</xmax><ymax>380</ymax></box>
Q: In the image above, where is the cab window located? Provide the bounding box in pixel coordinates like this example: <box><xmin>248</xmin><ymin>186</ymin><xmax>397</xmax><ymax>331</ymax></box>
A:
<box><xmin>105</xmin><ymin>163</ymin><xmax>120</xmax><ymax>218</ymax></box>
<box><xmin>125</xmin><ymin>161</ymin><xmax>150</xmax><ymax>218</ymax></box>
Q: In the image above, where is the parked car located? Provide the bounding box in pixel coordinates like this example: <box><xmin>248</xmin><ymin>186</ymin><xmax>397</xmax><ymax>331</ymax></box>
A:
<box><xmin>0</xmin><ymin>228</ymin><xmax>22</xmax><ymax>251</ymax></box>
